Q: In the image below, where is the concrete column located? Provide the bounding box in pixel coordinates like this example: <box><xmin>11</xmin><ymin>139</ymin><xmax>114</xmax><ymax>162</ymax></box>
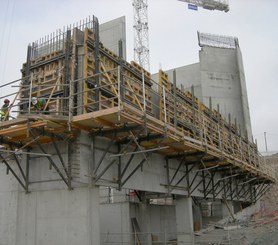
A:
<box><xmin>100</xmin><ymin>202</ymin><xmax>131</xmax><ymax>244</ymax></box>
<box><xmin>138</xmin><ymin>203</ymin><xmax>152</xmax><ymax>244</ymax></box>
<box><xmin>175</xmin><ymin>197</ymin><xmax>195</xmax><ymax>244</ymax></box>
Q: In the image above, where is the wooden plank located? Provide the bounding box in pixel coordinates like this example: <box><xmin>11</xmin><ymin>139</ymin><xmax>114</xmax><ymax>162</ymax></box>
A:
<box><xmin>0</xmin><ymin>118</ymin><xmax>28</xmax><ymax>129</ymax></box>
<box><xmin>0</xmin><ymin>121</ymin><xmax>46</xmax><ymax>136</ymax></box>
<box><xmin>73</xmin><ymin>107</ymin><xmax>119</xmax><ymax>123</ymax></box>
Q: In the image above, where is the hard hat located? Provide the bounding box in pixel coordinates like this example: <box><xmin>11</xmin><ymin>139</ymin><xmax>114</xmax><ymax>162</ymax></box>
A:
<box><xmin>4</xmin><ymin>99</ymin><xmax>10</xmax><ymax>103</ymax></box>
<box><xmin>31</xmin><ymin>97</ymin><xmax>38</xmax><ymax>106</ymax></box>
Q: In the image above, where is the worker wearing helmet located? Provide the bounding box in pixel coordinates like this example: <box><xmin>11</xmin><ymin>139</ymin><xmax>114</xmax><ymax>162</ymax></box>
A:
<box><xmin>31</xmin><ymin>97</ymin><xmax>49</xmax><ymax>114</ymax></box>
<box><xmin>0</xmin><ymin>99</ymin><xmax>10</xmax><ymax>121</ymax></box>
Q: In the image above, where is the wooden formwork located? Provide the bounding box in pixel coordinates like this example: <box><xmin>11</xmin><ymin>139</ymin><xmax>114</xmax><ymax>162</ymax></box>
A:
<box><xmin>20</xmin><ymin>49</ymin><xmax>66</xmax><ymax>113</ymax></box>
<box><xmin>82</xmin><ymin>28</ymin><xmax>153</xmax><ymax>114</ymax></box>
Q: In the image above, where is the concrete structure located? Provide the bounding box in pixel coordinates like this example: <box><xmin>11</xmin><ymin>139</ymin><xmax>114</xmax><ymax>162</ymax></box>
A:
<box><xmin>0</xmin><ymin>19</ymin><xmax>274</xmax><ymax>245</ymax></box>
<box><xmin>99</xmin><ymin>16</ymin><xmax>126</xmax><ymax>60</ymax></box>
<box><xmin>154</xmin><ymin>32</ymin><xmax>253</xmax><ymax>140</ymax></box>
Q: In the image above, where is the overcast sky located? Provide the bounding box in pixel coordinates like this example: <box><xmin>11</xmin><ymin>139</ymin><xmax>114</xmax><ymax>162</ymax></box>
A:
<box><xmin>0</xmin><ymin>0</ymin><xmax>277</xmax><ymax>153</ymax></box>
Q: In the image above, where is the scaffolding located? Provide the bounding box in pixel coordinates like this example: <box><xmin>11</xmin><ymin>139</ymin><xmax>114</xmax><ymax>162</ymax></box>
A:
<box><xmin>0</xmin><ymin>16</ymin><xmax>275</xmax><ymax>202</ymax></box>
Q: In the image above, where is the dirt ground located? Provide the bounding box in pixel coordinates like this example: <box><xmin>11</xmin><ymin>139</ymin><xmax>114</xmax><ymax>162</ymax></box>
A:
<box><xmin>195</xmin><ymin>210</ymin><xmax>278</xmax><ymax>245</ymax></box>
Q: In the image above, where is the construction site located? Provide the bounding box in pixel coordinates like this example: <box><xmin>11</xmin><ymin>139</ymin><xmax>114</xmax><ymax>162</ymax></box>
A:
<box><xmin>0</xmin><ymin>0</ymin><xmax>277</xmax><ymax>244</ymax></box>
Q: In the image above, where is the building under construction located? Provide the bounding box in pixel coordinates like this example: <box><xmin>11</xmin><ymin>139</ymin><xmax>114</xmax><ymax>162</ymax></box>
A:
<box><xmin>0</xmin><ymin>16</ymin><xmax>275</xmax><ymax>245</ymax></box>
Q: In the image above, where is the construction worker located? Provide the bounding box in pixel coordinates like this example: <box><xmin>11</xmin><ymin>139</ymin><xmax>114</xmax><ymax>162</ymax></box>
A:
<box><xmin>0</xmin><ymin>99</ymin><xmax>10</xmax><ymax>121</ymax></box>
<box><xmin>31</xmin><ymin>97</ymin><xmax>49</xmax><ymax>114</ymax></box>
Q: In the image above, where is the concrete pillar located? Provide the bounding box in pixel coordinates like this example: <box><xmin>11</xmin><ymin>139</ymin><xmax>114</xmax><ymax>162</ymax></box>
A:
<box><xmin>100</xmin><ymin>202</ymin><xmax>131</xmax><ymax>244</ymax></box>
<box><xmin>175</xmin><ymin>197</ymin><xmax>195</xmax><ymax>244</ymax></box>
<box><xmin>138</xmin><ymin>203</ymin><xmax>152</xmax><ymax>244</ymax></box>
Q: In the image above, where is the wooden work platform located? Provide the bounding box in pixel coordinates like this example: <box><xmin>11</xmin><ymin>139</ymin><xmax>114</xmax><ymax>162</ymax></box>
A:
<box><xmin>0</xmin><ymin>104</ymin><xmax>275</xmax><ymax>184</ymax></box>
<box><xmin>0</xmin><ymin>115</ymin><xmax>71</xmax><ymax>146</ymax></box>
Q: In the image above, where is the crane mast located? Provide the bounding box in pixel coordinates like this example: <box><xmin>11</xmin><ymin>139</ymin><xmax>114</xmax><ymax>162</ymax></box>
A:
<box><xmin>177</xmin><ymin>0</ymin><xmax>229</xmax><ymax>12</ymax></box>
<box><xmin>132</xmin><ymin>0</ymin><xmax>150</xmax><ymax>71</ymax></box>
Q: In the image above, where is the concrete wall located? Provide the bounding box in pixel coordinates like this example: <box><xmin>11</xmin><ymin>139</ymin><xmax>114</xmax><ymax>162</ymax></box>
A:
<box><xmin>99</xmin><ymin>16</ymin><xmax>126</xmax><ymax>60</ymax></box>
<box><xmin>165</xmin><ymin>63</ymin><xmax>202</xmax><ymax>99</ymax></box>
<box><xmin>199</xmin><ymin>46</ymin><xmax>252</xmax><ymax>139</ymax></box>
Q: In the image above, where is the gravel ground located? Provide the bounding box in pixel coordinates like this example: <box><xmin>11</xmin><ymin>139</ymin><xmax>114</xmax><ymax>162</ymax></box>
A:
<box><xmin>195</xmin><ymin>218</ymin><xmax>278</xmax><ymax>245</ymax></box>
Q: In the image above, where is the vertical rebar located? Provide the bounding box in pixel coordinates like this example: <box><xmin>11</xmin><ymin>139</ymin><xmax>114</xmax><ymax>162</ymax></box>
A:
<box><xmin>173</xmin><ymin>70</ymin><xmax>177</xmax><ymax>130</ymax></box>
<box><xmin>162</xmin><ymin>85</ymin><xmax>167</xmax><ymax>124</ymax></box>
<box><xmin>142</xmin><ymin>72</ymin><xmax>146</xmax><ymax>112</ymax></box>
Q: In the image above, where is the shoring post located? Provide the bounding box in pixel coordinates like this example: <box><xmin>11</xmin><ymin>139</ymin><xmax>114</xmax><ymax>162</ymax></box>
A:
<box><xmin>93</xmin><ymin>16</ymin><xmax>100</xmax><ymax>110</ymax></box>
<box><xmin>68</xmin><ymin>77</ymin><xmax>73</xmax><ymax>131</ymax></box>
<box><xmin>239</xmin><ymin>127</ymin><xmax>243</xmax><ymax>161</ymax></box>
<box><xmin>28</xmin><ymin>75</ymin><xmax>33</xmax><ymax>114</ymax></box>
<box><xmin>217</xmin><ymin>104</ymin><xmax>222</xmax><ymax>151</ymax></box>
<box><xmin>202</xmin><ymin>113</ymin><xmax>208</xmax><ymax>150</ymax></box>
<box><xmin>209</xmin><ymin>97</ymin><xmax>213</xmax><ymax>138</ymax></box>
<box><xmin>228</xmin><ymin>113</ymin><xmax>233</xmax><ymax>153</ymax></box>
<box><xmin>117</xmin><ymin>65</ymin><xmax>121</xmax><ymax>121</ymax></box>
<box><xmin>191</xmin><ymin>85</ymin><xmax>196</xmax><ymax>139</ymax></box>
<box><xmin>142</xmin><ymin>72</ymin><xmax>146</xmax><ymax>112</ymax></box>
<box><xmin>173</xmin><ymin>70</ymin><xmax>177</xmax><ymax>131</ymax></box>
<box><xmin>142</xmin><ymin>71</ymin><xmax>147</xmax><ymax>135</ymax></box>
<box><xmin>162</xmin><ymin>85</ymin><xmax>167</xmax><ymax>135</ymax></box>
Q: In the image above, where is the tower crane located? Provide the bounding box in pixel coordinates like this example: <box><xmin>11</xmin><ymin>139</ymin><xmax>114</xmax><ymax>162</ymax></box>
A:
<box><xmin>132</xmin><ymin>0</ymin><xmax>150</xmax><ymax>71</ymax></box>
<box><xmin>132</xmin><ymin>0</ymin><xmax>229</xmax><ymax>71</ymax></box>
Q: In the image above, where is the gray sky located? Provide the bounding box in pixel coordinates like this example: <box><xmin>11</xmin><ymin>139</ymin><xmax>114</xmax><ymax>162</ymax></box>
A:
<box><xmin>0</xmin><ymin>0</ymin><xmax>277</xmax><ymax>152</ymax></box>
